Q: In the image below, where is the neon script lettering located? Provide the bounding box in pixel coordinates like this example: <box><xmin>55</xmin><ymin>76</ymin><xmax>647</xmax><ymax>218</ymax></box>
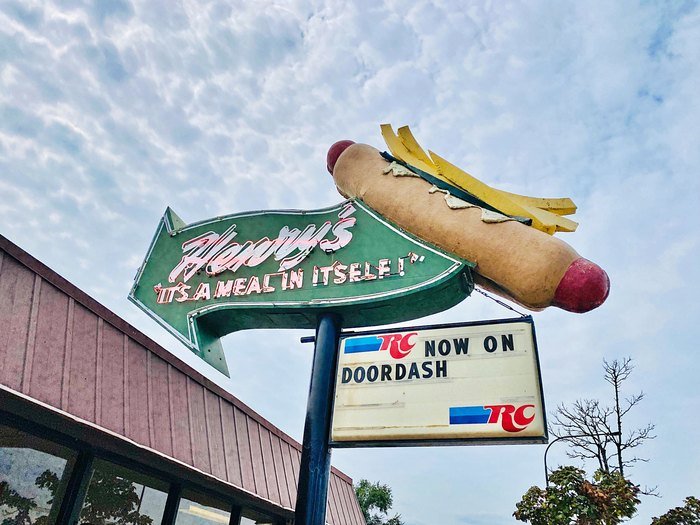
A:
<box><xmin>169</xmin><ymin>204</ymin><xmax>356</xmax><ymax>283</ymax></box>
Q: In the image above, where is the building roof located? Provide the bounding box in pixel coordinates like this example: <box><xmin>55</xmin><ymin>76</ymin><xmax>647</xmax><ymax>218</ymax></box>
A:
<box><xmin>0</xmin><ymin>234</ymin><xmax>365</xmax><ymax>525</ymax></box>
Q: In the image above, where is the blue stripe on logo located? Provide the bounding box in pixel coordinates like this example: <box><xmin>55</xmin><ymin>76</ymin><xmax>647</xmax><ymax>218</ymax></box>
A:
<box><xmin>449</xmin><ymin>406</ymin><xmax>492</xmax><ymax>425</ymax></box>
<box><xmin>344</xmin><ymin>336</ymin><xmax>382</xmax><ymax>353</ymax></box>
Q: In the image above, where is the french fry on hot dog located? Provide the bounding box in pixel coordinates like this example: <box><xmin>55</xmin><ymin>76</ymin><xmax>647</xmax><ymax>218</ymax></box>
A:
<box><xmin>326</xmin><ymin>125</ymin><xmax>609</xmax><ymax>313</ymax></box>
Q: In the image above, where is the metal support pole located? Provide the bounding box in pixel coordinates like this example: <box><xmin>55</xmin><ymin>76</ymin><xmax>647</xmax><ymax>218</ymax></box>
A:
<box><xmin>294</xmin><ymin>313</ymin><xmax>342</xmax><ymax>525</ymax></box>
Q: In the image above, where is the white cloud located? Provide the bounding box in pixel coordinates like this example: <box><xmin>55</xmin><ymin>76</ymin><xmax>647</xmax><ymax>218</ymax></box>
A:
<box><xmin>1</xmin><ymin>1</ymin><xmax>698</xmax><ymax>523</ymax></box>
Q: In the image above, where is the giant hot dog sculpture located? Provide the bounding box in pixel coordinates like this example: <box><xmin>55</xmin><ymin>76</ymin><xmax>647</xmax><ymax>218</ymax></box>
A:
<box><xmin>326</xmin><ymin>125</ymin><xmax>610</xmax><ymax>313</ymax></box>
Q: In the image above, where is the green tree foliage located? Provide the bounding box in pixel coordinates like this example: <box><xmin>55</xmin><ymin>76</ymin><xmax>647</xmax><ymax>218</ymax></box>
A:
<box><xmin>513</xmin><ymin>466</ymin><xmax>640</xmax><ymax>525</ymax></box>
<box><xmin>0</xmin><ymin>468</ymin><xmax>153</xmax><ymax>525</ymax></box>
<box><xmin>0</xmin><ymin>481</ymin><xmax>36</xmax><ymax>525</ymax></box>
<box><xmin>651</xmin><ymin>497</ymin><xmax>700</xmax><ymax>525</ymax></box>
<box><xmin>354</xmin><ymin>479</ymin><xmax>404</xmax><ymax>525</ymax></box>
<box><xmin>34</xmin><ymin>471</ymin><xmax>60</xmax><ymax>525</ymax></box>
<box><xmin>78</xmin><ymin>470</ymin><xmax>153</xmax><ymax>525</ymax></box>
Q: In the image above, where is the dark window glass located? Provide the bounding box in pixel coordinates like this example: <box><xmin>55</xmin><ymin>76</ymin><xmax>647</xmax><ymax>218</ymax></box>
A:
<box><xmin>77</xmin><ymin>459</ymin><xmax>168</xmax><ymax>525</ymax></box>
<box><xmin>0</xmin><ymin>424</ymin><xmax>77</xmax><ymax>525</ymax></box>
<box><xmin>174</xmin><ymin>491</ymin><xmax>230</xmax><ymax>525</ymax></box>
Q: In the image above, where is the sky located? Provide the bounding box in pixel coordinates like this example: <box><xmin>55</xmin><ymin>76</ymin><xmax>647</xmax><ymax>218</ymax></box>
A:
<box><xmin>1</xmin><ymin>0</ymin><xmax>699</xmax><ymax>523</ymax></box>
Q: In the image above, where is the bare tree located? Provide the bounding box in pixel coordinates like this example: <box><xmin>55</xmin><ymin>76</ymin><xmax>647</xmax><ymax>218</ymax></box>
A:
<box><xmin>603</xmin><ymin>357</ymin><xmax>656</xmax><ymax>477</ymax></box>
<box><xmin>549</xmin><ymin>357</ymin><xmax>656</xmax><ymax>480</ymax></box>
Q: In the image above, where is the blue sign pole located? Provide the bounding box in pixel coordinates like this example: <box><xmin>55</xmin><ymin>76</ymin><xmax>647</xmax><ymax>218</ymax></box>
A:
<box><xmin>294</xmin><ymin>313</ymin><xmax>342</xmax><ymax>525</ymax></box>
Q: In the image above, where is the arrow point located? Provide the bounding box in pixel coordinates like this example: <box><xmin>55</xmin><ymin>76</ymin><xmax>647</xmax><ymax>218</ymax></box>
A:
<box><xmin>163</xmin><ymin>207</ymin><xmax>186</xmax><ymax>235</ymax></box>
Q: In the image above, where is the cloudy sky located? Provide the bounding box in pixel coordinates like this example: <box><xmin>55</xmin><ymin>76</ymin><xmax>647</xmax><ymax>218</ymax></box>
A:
<box><xmin>1</xmin><ymin>0</ymin><xmax>699</xmax><ymax>523</ymax></box>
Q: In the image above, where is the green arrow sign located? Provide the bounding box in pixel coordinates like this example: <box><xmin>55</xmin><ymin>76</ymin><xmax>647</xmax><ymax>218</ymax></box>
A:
<box><xmin>129</xmin><ymin>200</ymin><xmax>474</xmax><ymax>375</ymax></box>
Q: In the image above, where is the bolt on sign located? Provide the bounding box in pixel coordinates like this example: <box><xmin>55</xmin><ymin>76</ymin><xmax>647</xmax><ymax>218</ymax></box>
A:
<box><xmin>331</xmin><ymin>317</ymin><xmax>546</xmax><ymax>446</ymax></box>
<box><xmin>129</xmin><ymin>200</ymin><xmax>475</xmax><ymax>375</ymax></box>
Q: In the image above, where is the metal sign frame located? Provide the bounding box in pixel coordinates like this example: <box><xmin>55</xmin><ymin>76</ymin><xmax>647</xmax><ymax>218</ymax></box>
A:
<box><xmin>328</xmin><ymin>316</ymin><xmax>548</xmax><ymax>448</ymax></box>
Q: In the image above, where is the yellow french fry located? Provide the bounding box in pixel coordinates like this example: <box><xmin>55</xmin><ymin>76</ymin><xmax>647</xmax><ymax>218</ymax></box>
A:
<box><xmin>497</xmin><ymin>191</ymin><xmax>577</xmax><ymax>216</ymax></box>
<box><xmin>430</xmin><ymin>151</ymin><xmax>577</xmax><ymax>233</ymax></box>
<box><xmin>381</xmin><ymin>124</ymin><xmax>579</xmax><ymax>233</ymax></box>
<box><xmin>380</xmin><ymin>124</ymin><xmax>441</xmax><ymax>177</ymax></box>
<box><xmin>520</xmin><ymin>204</ymin><xmax>578</xmax><ymax>233</ymax></box>
<box><xmin>397</xmin><ymin>126</ymin><xmax>434</xmax><ymax>167</ymax></box>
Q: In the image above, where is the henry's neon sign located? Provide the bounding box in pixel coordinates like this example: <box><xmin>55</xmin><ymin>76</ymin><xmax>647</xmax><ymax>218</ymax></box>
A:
<box><xmin>169</xmin><ymin>204</ymin><xmax>356</xmax><ymax>283</ymax></box>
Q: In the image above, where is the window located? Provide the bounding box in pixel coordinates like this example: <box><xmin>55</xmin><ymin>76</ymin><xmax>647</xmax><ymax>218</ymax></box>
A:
<box><xmin>0</xmin><ymin>424</ymin><xmax>77</xmax><ymax>525</ymax></box>
<box><xmin>77</xmin><ymin>459</ymin><xmax>169</xmax><ymax>525</ymax></box>
<box><xmin>174</xmin><ymin>491</ymin><xmax>230</xmax><ymax>525</ymax></box>
<box><xmin>0</xmin><ymin>422</ymin><xmax>283</xmax><ymax>525</ymax></box>
<box><xmin>240</xmin><ymin>509</ymin><xmax>275</xmax><ymax>525</ymax></box>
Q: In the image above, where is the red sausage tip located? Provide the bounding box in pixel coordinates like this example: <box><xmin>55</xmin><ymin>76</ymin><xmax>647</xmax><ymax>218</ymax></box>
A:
<box><xmin>327</xmin><ymin>140</ymin><xmax>355</xmax><ymax>174</ymax></box>
<box><xmin>553</xmin><ymin>258</ymin><xmax>610</xmax><ymax>313</ymax></box>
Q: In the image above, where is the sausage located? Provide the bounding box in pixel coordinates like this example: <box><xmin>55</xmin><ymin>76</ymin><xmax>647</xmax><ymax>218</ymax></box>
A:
<box><xmin>327</xmin><ymin>141</ymin><xmax>609</xmax><ymax>313</ymax></box>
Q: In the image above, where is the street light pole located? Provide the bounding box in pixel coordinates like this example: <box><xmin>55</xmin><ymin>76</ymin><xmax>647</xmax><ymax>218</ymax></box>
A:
<box><xmin>543</xmin><ymin>431</ymin><xmax>621</xmax><ymax>485</ymax></box>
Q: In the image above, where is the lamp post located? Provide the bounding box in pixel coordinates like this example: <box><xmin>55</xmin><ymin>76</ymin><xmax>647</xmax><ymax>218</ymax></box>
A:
<box><xmin>543</xmin><ymin>431</ymin><xmax>621</xmax><ymax>485</ymax></box>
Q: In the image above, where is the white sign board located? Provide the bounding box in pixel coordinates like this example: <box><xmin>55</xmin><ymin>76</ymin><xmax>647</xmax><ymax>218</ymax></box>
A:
<box><xmin>331</xmin><ymin>317</ymin><xmax>547</xmax><ymax>446</ymax></box>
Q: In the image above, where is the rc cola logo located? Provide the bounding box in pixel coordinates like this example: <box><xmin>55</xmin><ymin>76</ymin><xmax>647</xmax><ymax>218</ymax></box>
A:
<box><xmin>343</xmin><ymin>332</ymin><xmax>418</xmax><ymax>359</ymax></box>
<box><xmin>449</xmin><ymin>405</ymin><xmax>537</xmax><ymax>433</ymax></box>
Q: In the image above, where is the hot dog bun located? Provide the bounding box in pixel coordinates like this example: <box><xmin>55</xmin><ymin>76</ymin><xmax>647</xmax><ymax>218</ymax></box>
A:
<box><xmin>328</xmin><ymin>141</ymin><xmax>609</xmax><ymax>313</ymax></box>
